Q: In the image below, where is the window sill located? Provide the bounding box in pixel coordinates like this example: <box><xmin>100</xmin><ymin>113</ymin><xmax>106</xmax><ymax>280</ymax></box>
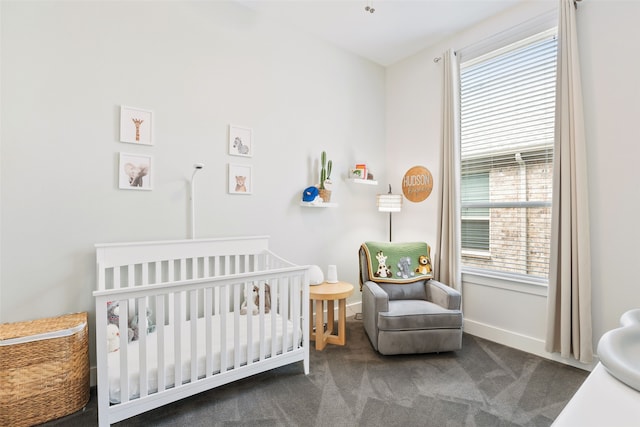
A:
<box><xmin>461</xmin><ymin>267</ymin><xmax>548</xmax><ymax>297</ymax></box>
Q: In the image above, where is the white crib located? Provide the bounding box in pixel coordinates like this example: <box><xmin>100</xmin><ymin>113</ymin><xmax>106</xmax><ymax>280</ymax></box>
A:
<box><xmin>93</xmin><ymin>236</ymin><xmax>309</xmax><ymax>426</ymax></box>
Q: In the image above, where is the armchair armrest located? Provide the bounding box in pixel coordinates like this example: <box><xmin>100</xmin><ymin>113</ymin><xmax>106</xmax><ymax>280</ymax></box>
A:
<box><xmin>362</xmin><ymin>280</ymin><xmax>389</xmax><ymax>351</ymax></box>
<box><xmin>426</xmin><ymin>279</ymin><xmax>461</xmax><ymax>310</ymax></box>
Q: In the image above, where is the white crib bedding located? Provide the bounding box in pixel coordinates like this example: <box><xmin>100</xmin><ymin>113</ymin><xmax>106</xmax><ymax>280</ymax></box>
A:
<box><xmin>108</xmin><ymin>312</ymin><xmax>299</xmax><ymax>403</ymax></box>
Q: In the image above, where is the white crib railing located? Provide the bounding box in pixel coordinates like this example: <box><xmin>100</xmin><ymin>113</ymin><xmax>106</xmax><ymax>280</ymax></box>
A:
<box><xmin>93</xmin><ymin>237</ymin><xmax>309</xmax><ymax>426</ymax></box>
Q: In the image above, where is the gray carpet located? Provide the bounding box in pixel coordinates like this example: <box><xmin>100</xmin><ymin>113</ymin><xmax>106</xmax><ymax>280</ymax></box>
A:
<box><xmin>42</xmin><ymin>317</ymin><xmax>588</xmax><ymax>427</ymax></box>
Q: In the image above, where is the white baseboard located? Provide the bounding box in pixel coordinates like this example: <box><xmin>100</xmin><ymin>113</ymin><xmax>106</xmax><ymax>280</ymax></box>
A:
<box><xmin>463</xmin><ymin>318</ymin><xmax>597</xmax><ymax>372</ymax></box>
<box><xmin>347</xmin><ymin>301</ymin><xmax>362</xmax><ymax>316</ymax></box>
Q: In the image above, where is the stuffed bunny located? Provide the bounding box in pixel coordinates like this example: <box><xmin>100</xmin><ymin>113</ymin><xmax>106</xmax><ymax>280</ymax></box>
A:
<box><xmin>107</xmin><ymin>324</ymin><xmax>120</xmax><ymax>352</ymax></box>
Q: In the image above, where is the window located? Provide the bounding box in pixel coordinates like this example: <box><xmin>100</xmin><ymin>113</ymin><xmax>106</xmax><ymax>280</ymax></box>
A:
<box><xmin>459</xmin><ymin>29</ymin><xmax>557</xmax><ymax>280</ymax></box>
<box><xmin>461</xmin><ymin>172</ymin><xmax>489</xmax><ymax>253</ymax></box>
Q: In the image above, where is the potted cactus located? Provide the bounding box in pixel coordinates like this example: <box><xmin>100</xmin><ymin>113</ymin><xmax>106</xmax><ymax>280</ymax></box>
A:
<box><xmin>318</xmin><ymin>151</ymin><xmax>333</xmax><ymax>202</ymax></box>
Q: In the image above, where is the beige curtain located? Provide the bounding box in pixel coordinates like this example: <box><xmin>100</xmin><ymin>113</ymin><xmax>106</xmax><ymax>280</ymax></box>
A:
<box><xmin>434</xmin><ymin>49</ymin><xmax>461</xmax><ymax>291</ymax></box>
<box><xmin>545</xmin><ymin>0</ymin><xmax>593</xmax><ymax>363</ymax></box>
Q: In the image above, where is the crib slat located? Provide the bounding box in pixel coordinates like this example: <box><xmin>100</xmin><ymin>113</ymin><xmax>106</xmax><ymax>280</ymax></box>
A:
<box><xmin>141</xmin><ymin>262</ymin><xmax>149</xmax><ymax>285</ymax></box>
<box><xmin>246</xmin><ymin>282</ymin><xmax>254</xmax><ymax>366</ymax></box>
<box><xmin>271</xmin><ymin>281</ymin><xmax>278</xmax><ymax>357</ymax></box>
<box><xmin>233</xmin><ymin>284</ymin><xmax>241</xmax><ymax>369</ymax></box>
<box><xmin>180</xmin><ymin>258</ymin><xmax>187</xmax><ymax>281</ymax></box>
<box><xmin>204</xmin><ymin>287</ymin><xmax>213</xmax><ymax>377</ymax></box>
<box><xmin>167</xmin><ymin>262</ymin><xmax>175</xmax><ymax>325</ymax></box>
<box><xmin>190</xmin><ymin>290</ymin><xmax>198</xmax><ymax>383</ymax></box>
<box><xmin>119</xmin><ymin>299</ymin><xmax>130</xmax><ymax>403</ymax></box>
<box><xmin>156</xmin><ymin>296</ymin><xmax>166</xmax><ymax>393</ymax></box>
<box><xmin>259</xmin><ymin>283</ymin><xmax>266</xmax><ymax>361</ymax></box>
<box><xmin>291</xmin><ymin>275</ymin><xmax>300</xmax><ymax>351</ymax></box>
<box><xmin>220</xmin><ymin>285</ymin><xmax>228</xmax><ymax>372</ymax></box>
<box><xmin>138</xmin><ymin>297</ymin><xmax>148</xmax><ymax>398</ymax></box>
<box><xmin>174</xmin><ymin>291</ymin><xmax>183</xmax><ymax>387</ymax></box>
<box><xmin>293</xmin><ymin>275</ymin><xmax>309</xmax><ymax>348</ymax></box>
<box><xmin>281</xmin><ymin>280</ymin><xmax>289</xmax><ymax>354</ymax></box>
<box><xmin>203</xmin><ymin>257</ymin><xmax>210</xmax><ymax>278</ymax></box>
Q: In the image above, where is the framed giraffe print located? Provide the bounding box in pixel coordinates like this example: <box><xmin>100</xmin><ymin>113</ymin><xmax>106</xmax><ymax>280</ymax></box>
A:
<box><xmin>228</xmin><ymin>124</ymin><xmax>253</xmax><ymax>157</ymax></box>
<box><xmin>120</xmin><ymin>106</ymin><xmax>153</xmax><ymax>145</ymax></box>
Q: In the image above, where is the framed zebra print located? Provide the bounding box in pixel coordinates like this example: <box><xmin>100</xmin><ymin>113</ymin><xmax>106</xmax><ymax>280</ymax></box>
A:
<box><xmin>228</xmin><ymin>124</ymin><xmax>253</xmax><ymax>157</ymax></box>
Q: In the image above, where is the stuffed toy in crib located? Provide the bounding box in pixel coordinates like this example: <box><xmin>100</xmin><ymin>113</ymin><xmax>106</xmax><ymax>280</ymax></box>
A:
<box><xmin>107</xmin><ymin>324</ymin><xmax>120</xmax><ymax>352</ymax></box>
<box><xmin>107</xmin><ymin>301</ymin><xmax>156</xmax><ymax>342</ymax></box>
<box><xmin>241</xmin><ymin>284</ymin><xmax>271</xmax><ymax>315</ymax></box>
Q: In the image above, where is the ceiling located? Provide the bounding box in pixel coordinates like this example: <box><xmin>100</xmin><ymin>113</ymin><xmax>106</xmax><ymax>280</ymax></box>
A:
<box><xmin>237</xmin><ymin>0</ymin><xmax>533</xmax><ymax>66</ymax></box>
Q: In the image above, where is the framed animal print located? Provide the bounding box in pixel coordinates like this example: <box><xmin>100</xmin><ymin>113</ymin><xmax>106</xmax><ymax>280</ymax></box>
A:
<box><xmin>228</xmin><ymin>124</ymin><xmax>253</xmax><ymax>157</ymax></box>
<box><xmin>120</xmin><ymin>106</ymin><xmax>153</xmax><ymax>145</ymax></box>
<box><xmin>228</xmin><ymin>163</ymin><xmax>252</xmax><ymax>195</ymax></box>
<box><xmin>119</xmin><ymin>152</ymin><xmax>152</xmax><ymax>190</ymax></box>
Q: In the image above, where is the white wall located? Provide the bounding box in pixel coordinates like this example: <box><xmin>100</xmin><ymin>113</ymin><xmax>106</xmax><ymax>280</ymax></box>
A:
<box><xmin>578</xmin><ymin>0</ymin><xmax>640</xmax><ymax>348</ymax></box>
<box><xmin>387</xmin><ymin>0</ymin><xmax>640</xmax><ymax>368</ymax></box>
<box><xmin>4</xmin><ymin>0</ymin><xmax>637</xmax><ymax>376</ymax></box>
<box><xmin>0</xmin><ymin>1</ymin><xmax>386</xmax><ymax>366</ymax></box>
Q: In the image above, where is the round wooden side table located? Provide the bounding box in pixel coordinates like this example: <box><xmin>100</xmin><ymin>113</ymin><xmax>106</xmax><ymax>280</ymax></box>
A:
<box><xmin>309</xmin><ymin>281</ymin><xmax>354</xmax><ymax>351</ymax></box>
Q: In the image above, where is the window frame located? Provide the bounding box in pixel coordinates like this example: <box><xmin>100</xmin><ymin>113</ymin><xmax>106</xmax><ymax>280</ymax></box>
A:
<box><xmin>458</xmin><ymin>24</ymin><xmax>558</xmax><ymax>285</ymax></box>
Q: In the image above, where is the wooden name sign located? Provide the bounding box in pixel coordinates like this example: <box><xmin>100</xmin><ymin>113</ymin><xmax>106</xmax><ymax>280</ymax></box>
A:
<box><xmin>402</xmin><ymin>166</ymin><xmax>433</xmax><ymax>202</ymax></box>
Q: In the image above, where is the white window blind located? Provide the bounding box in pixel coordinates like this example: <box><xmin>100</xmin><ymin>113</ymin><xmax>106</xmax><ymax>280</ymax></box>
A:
<box><xmin>459</xmin><ymin>29</ymin><xmax>557</xmax><ymax>280</ymax></box>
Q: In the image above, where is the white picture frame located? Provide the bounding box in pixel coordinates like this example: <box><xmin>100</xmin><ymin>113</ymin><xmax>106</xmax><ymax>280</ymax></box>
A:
<box><xmin>228</xmin><ymin>163</ymin><xmax>252</xmax><ymax>195</ymax></box>
<box><xmin>120</xmin><ymin>106</ymin><xmax>153</xmax><ymax>145</ymax></box>
<box><xmin>228</xmin><ymin>124</ymin><xmax>253</xmax><ymax>157</ymax></box>
<box><xmin>119</xmin><ymin>152</ymin><xmax>152</xmax><ymax>190</ymax></box>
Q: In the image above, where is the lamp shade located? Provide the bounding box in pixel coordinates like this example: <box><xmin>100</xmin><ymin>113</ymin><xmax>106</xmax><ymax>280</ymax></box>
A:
<box><xmin>377</xmin><ymin>193</ymin><xmax>403</xmax><ymax>212</ymax></box>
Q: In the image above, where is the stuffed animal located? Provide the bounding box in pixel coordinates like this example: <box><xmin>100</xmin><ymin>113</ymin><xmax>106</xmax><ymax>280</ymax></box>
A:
<box><xmin>107</xmin><ymin>324</ymin><xmax>120</xmax><ymax>352</ymax></box>
<box><xmin>107</xmin><ymin>301</ymin><xmax>155</xmax><ymax>342</ymax></box>
<box><xmin>374</xmin><ymin>251</ymin><xmax>392</xmax><ymax>278</ymax></box>
<box><xmin>107</xmin><ymin>301</ymin><xmax>134</xmax><ymax>341</ymax></box>
<box><xmin>415</xmin><ymin>255</ymin><xmax>432</xmax><ymax>275</ymax></box>
<box><xmin>128</xmin><ymin>307</ymin><xmax>156</xmax><ymax>341</ymax></box>
<box><xmin>107</xmin><ymin>301</ymin><xmax>135</xmax><ymax>341</ymax></box>
<box><xmin>396</xmin><ymin>257</ymin><xmax>415</xmax><ymax>279</ymax></box>
<box><xmin>241</xmin><ymin>284</ymin><xmax>271</xmax><ymax>315</ymax></box>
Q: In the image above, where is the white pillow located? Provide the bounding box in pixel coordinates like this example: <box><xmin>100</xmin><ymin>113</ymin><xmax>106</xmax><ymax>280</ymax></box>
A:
<box><xmin>308</xmin><ymin>265</ymin><xmax>324</xmax><ymax>285</ymax></box>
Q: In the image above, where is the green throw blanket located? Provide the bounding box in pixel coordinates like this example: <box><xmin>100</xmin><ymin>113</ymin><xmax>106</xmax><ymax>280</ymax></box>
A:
<box><xmin>361</xmin><ymin>241</ymin><xmax>433</xmax><ymax>284</ymax></box>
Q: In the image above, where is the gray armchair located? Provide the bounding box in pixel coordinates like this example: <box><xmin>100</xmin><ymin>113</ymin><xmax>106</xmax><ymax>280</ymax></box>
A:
<box><xmin>359</xmin><ymin>243</ymin><xmax>463</xmax><ymax>355</ymax></box>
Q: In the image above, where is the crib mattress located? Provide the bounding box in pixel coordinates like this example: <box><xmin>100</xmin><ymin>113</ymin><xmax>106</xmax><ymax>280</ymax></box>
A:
<box><xmin>108</xmin><ymin>313</ymin><xmax>298</xmax><ymax>403</ymax></box>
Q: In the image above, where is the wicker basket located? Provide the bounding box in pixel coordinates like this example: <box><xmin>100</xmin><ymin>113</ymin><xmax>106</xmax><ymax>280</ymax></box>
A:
<box><xmin>0</xmin><ymin>312</ymin><xmax>90</xmax><ymax>427</ymax></box>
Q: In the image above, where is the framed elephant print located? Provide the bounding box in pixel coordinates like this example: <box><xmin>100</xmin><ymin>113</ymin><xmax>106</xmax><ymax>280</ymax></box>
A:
<box><xmin>119</xmin><ymin>152</ymin><xmax>152</xmax><ymax>190</ymax></box>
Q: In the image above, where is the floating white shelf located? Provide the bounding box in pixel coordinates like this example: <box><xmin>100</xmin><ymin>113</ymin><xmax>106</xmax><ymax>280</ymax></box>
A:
<box><xmin>349</xmin><ymin>178</ymin><xmax>378</xmax><ymax>186</ymax></box>
<box><xmin>300</xmin><ymin>202</ymin><xmax>338</xmax><ymax>208</ymax></box>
